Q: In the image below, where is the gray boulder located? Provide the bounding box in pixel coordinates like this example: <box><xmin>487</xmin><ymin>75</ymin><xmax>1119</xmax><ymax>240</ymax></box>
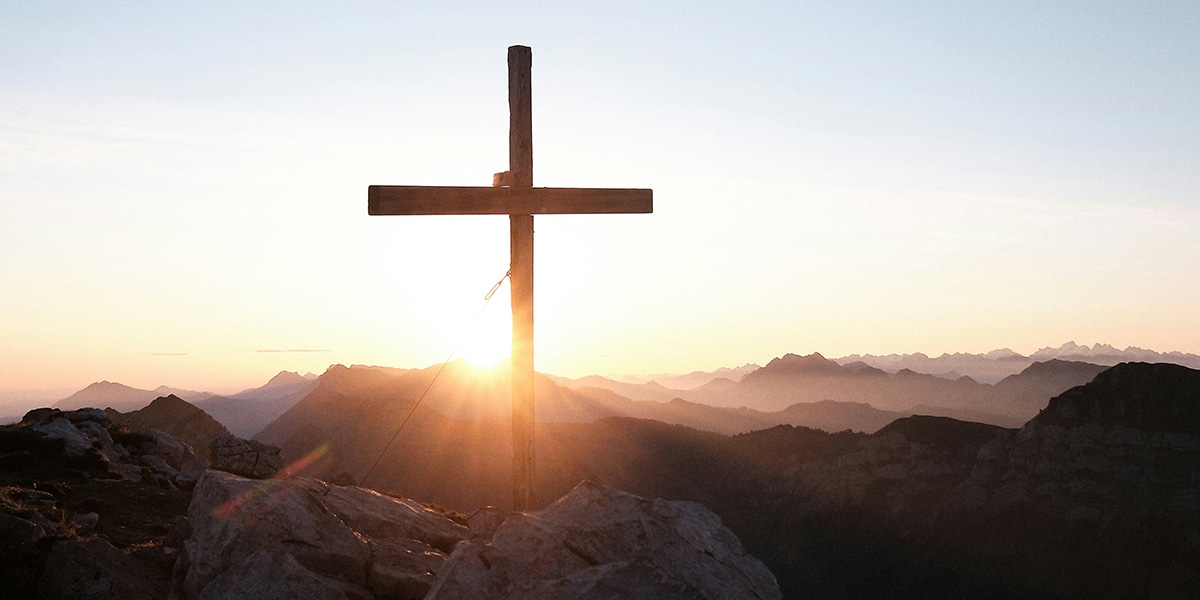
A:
<box><xmin>39</xmin><ymin>538</ymin><xmax>167</xmax><ymax>600</ymax></box>
<box><xmin>176</xmin><ymin>470</ymin><xmax>468</xmax><ymax>600</ymax></box>
<box><xmin>177</xmin><ymin>471</ymin><xmax>370</xmax><ymax>600</ymax></box>
<box><xmin>305</xmin><ymin>480</ymin><xmax>470</xmax><ymax>553</ymax></box>
<box><xmin>368</xmin><ymin>538</ymin><xmax>447</xmax><ymax>600</ymax></box>
<box><xmin>209</xmin><ymin>436</ymin><xmax>283</xmax><ymax>479</ymax></box>
<box><xmin>146</xmin><ymin>429</ymin><xmax>187</xmax><ymax>470</ymax></box>
<box><xmin>64</xmin><ymin>407</ymin><xmax>112</xmax><ymax>426</ymax></box>
<box><xmin>22</xmin><ymin>407</ymin><xmax>61</xmax><ymax>424</ymax></box>
<box><xmin>426</xmin><ymin>480</ymin><xmax>782</xmax><ymax>600</ymax></box>
<box><xmin>0</xmin><ymin>511</ymin><xmax>46</xmax><ymax>552</ymax></box>
<box><xmin>193</xmin><ymin>548</ymin><xmax>372</xmax><ymax>600</ymax></box>
<box><xmin>32</xmin><ymin>417</ymin><xmax>94</xmax><ymax>457</ymax></box>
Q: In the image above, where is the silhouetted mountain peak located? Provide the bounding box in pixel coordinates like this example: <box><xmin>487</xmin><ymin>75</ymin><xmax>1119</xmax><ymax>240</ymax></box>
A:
<box><xmin>108</xmin><ymin>394</ymin><xmax>231</xmax><ymax>452</ymax></box>
<box><xmin>753</xmin><ymin>353</ymin><xmax>844</xmax><ymax>377</ymax></box>
<box><xmin>875</xmin><ymin>415</ymin><xmax>1007</xmax><ymax>449</ymax></box>
<box><xmin>262</xmin><ymin>371</ymin><xmax>310</xmax><ymax>388</ymax></box>
<box><xmin>145</xmin><ymin>394</ymin><xmax>189</xmax><ymax>409</ymax></box>
<box><xmin>842</xmin><ymin>361</ymin><xmax>888</xmax><ymax>377</ymax></box>
<box><xmin>1033</xmin><ymin>362</ymin><xmax>1200</xmax><ymax>433</ymax></box>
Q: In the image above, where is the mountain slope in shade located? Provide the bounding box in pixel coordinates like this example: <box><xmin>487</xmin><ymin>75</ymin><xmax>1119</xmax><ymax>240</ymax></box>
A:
<box><xmin>994</xmin><ymin>359</ymin><xmax>1108</xmax><ymax>414</ymax></box>
<box><xmin>1031</xmin><ymin>361</ymin><xmax>1200</xmax><ymax>432</ymax></box>
<box><xmin>106</xmin><ymin>394</ymin><xmax>231</xmax><ymax>453</ymax></box>
<box><xmin>194</xmin><ymin>370</ymin><xmax>321</xmax><ymax>438</ymax></box>
<box><xmin>54</xmin><ymin>381</ymin><xmax>210</xmax><ymax>413</ymax></box>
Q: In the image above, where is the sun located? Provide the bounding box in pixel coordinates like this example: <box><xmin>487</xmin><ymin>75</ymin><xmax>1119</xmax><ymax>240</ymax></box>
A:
<box><xmin>459</xmin><ymin>315</ymin><xmax>512</xmax><ymax>370</ymax></box>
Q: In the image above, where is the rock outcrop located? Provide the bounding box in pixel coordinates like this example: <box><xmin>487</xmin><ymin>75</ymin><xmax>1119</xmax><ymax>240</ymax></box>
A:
<box><xmin>208</xmin><ymin>436</ymin><xmax>284</xmax><ymax>479</ymax></box>
<box><xmin>16</xmin><ymin>407</ymin><xmax>204</xmax><ymax>489</ymax></box>
<box><xmin>176</xmin><ymin>470</ymin><xmax>470</xmax><ymax>600</ymax></box>
<box><xmin>175</xmin><ymin>473</ymin><xmax>779</xmax><ymax>600</ymax></box>
<box><xmin>39</xmin><ymin>538</ymin><xmax>168</xmax><ymax>600</ymax></box>
<box><xmin>426</xmin><ymin>480</ymin><xmax>781</xmax><ymax>599</ymax></box>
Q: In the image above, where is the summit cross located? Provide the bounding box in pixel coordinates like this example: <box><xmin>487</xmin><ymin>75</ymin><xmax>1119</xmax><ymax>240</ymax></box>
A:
<box><xmin>367</xmin><ymin>45</ymin><xmax>652</xmax><ymax>511</ymax></box>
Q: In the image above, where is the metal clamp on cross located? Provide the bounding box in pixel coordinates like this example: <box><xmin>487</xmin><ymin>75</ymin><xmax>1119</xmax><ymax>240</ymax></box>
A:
<box><xmin>367</xmin><ymin>45</ymin><xmax>653</xmax><ymax>511</ymax></box>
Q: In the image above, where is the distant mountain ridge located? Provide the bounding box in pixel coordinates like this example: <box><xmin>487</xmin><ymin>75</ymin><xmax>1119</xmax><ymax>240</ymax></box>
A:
<box><xmin>49</xmin><ymin>372</ymin><xmax>319</xmax><ymax>438</ymax></box>
<box><xmin>54</xmin><ymin>381</ymin><xmax>212</xmax><ymax>413</ymax></box>
<box><xmin>835</xmin><ymin>341</ymin><xmax>1200</xmax><ymax>383</ymax></box>
<box><xmin>193</xmin><ymin>371</ymin><xmax>321</xmax><ymax>438</ymax></box>
<box><xmin>555</xmin><ymin>354</ymin><xmax>1106</xmax><ymax>427</ymax></box>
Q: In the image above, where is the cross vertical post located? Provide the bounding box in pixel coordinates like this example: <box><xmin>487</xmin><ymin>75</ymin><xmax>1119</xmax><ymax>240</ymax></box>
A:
<box><xmin>366</xmin><ymin>45</ymin><xmax>651</xmax><ymax>512</ymax></box>
<box><xmin>507</xmin><ymin>45</ymin><xmax>535</xmax><ymax>511</ymax></box>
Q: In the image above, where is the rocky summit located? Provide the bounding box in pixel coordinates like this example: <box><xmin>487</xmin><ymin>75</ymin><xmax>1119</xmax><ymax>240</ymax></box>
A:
<box><xmin>427</xmin><ymin>481</ymin><xmax>780</xmax><ymax>599</ymax></box>
<box><xmin>1</xmin><ymin>402</ymin><xmax>780</xmax><ymax>600</ymax></box>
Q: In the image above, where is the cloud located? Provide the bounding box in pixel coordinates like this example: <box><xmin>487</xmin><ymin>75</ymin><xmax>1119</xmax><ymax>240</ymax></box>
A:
<box><xmin>253</xmin><ymin>349</ymin><xmax>331</xmax><ymax>353</ymax></box>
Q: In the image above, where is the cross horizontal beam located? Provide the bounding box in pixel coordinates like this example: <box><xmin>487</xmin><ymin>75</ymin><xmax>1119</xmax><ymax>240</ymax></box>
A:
<box><xmin>368</xmin><ymin>185</ymin><xmax>652</xmax><ymax>216</ymax></box>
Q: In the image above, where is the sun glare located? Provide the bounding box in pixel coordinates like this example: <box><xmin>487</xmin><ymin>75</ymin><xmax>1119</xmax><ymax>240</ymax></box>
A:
<box><xmin>458</xmin><ymin>317</ymin><xmax>512</xmax><ymax>369</ymax></box>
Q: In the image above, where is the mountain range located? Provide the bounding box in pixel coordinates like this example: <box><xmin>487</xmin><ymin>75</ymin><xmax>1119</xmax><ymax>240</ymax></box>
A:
<box><xmin>53</xmin><ymin>381</ymin><xmax>213</xmax><ymax>413</ymax></box>
<box><xmin>247</xmin><ymin>360</ymin><xmax>1200</xmax><ymax>599</ymax></box>
<box><xmin>35</xmin><ymin>372</ymin><xmax>318</xmax><ymax>437</ymax></box>
<box><xmin>553</xmin><ymin>353</ymin><xmax>1108</xmax><ymax>428</ymax></box>
<box><xmin>835</xmin><ymin>341</ymin><xmax>1200</xmax><ymax>383</ymax></box>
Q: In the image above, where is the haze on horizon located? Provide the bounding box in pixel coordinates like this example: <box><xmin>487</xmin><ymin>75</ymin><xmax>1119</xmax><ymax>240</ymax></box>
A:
<box><xmin>2</xmin><ymin>3</ymin><xmax>1198</xmax><ymax>395</ymax></box>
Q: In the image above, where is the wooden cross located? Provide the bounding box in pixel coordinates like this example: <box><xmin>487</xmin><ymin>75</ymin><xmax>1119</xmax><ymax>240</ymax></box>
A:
<box><xmin>367</xmin><ymin>45</ymin><xmax>652</xmax><ymax>511</ymax></box>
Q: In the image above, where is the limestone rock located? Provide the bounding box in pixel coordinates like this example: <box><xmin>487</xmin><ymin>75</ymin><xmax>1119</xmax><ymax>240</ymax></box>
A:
<box><xmin>71</xmin><ymin>511</ymin><xmax>100</xmax><ymax>536</ymax></box>
<box><xmin>140</xmin><ymin>454</ymin><xmax>180</xmax><ymax>481</ymax></box>
<box><xmin>39</xmin><ymin>538</ymin><xmax>168</xmax><ymax>600</ymax></box>
<box><xmin>64</xmin><ymin>407</ymin><xmax>112</xmax><ymax>426</ymax></box>
<box><xmin>309</xmin><ymin>481</ymin><xmax>470</xmax><ymax>553</ymax></box>
<box><xmin>146</xmin><ymin>428</ymin><xmax>188</xmax><ymax>470</ymax></box>
<box><xmin>178</xmin><ymin>471</ymin><xmax>369</xmax><ymax>600</ymax></box>
<box><xmin>32</xmin><ymin>417</ymin><xmax>94</xmax><ymax>457</ymax></box>
<box><xmin>368</xmin><ymin>538</ymin><xmax>446</xmax><ymax>600</ymax></box>
<box><xmin>177</xmin><ymin>470</ymin><xmax>481</xmax><ymax>600</ymax></box>
<box><xmin>466</xmin><ymin>506</ymin><xmax>508</xmax><ymax>540</ymax></box>
<box><xmin>0</xmin><ymin>511</ymin><xmax>46</xmax><ymax>551</ymax></box>
<box><xmin>22</xmin><ymin>407</ymin><xmax>62</xmax><ymax>424</ymax></box>
<box><xmin>175</xmin><ymin>451</ymin><xmax>207</xmax><ymax>489</ymax></box>
<box><xmin>195</xmin><ymin>548</ymin><xmax>372</xmax><ymax>600</ymax></box>
<box><xmin>426</xmin><ymin>480</ymin><xmax>782</xmax><ymax>600</ymax></box>
<box><xmin>77</xmin><ymin>420</ymin><xmax>120</xmax><ymax>462</ymax></box>
<box><xmin>209</xmin><ymin>436</ymin><xmax>283</xmax><ymax>479</ymax></box>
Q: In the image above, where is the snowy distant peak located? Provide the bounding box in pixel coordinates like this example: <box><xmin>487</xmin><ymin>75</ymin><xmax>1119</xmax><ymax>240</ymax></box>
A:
<box><xmin>1029</xmin><ymin>342</ymin><xmax>1195</xmax><ymax>363</ymax></box>
<box><xmin>834</xmin><ymin>344</ymin><xmax>1200</xmax><ymax>384</ymax></box>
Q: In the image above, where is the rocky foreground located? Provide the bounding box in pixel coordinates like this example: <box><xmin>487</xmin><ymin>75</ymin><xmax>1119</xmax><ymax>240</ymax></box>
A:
<box><xmin>0</xmin><ymin>406</ymin><xmax>780</xmax><ymax>599</ymax></box>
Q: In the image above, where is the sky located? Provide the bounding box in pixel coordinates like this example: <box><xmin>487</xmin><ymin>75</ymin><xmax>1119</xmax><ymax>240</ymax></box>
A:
<box><xmin>2</xmin><ymin>1</ymin><xmax>1198</xmax><ymax>399</ymax></box>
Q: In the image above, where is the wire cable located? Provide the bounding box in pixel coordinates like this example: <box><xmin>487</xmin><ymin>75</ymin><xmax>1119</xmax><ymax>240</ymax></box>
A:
<box><xmin>359</xmin><ymin>269</ymin><xmax>511</xmax><ymax>488</ymax></box>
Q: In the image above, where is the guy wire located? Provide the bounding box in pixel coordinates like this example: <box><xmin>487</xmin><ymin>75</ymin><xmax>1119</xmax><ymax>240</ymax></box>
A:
<box><xmin>359</xmin><ymin>269</ymin><xmax>511</xmax><ymax>488</ymax></box>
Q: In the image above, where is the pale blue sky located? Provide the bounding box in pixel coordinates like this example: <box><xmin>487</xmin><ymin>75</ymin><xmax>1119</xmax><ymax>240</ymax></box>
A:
<box><xmin>2</xmin><ymin>1</ymin><xmax>1198</xmax><ymax>395</ymax></box>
